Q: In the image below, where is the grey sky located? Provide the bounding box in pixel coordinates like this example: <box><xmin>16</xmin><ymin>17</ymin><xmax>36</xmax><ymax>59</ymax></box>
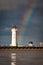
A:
<box><xmin>0</xmin><ymin>0</ymin><xmax>43</xmax><ymax>46</ymax></box>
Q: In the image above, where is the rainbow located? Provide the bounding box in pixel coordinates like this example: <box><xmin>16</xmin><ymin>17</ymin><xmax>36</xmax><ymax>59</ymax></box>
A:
<box><xmin>18</xmin><ymin>0</ymin><xmax>36</xmax><ymax>45</ymax></box>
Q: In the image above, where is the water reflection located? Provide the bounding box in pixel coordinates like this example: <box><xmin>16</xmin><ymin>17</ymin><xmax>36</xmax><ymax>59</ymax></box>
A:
<box><xmin>11</xmin><ymin>53</ymin><xmax>16</xmax><ymax>65</ymax></box>
<box><xmin>0</xmin><ymin>50</ymin><xmax>43</xmax><ymax>65</ymax></box>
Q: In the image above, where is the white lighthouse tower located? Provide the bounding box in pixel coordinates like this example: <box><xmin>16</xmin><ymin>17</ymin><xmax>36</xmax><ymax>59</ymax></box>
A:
<box><xmin>10</xmin><ymin>25</ymin><xmax>17</xmax><ymax>46</ymax></box>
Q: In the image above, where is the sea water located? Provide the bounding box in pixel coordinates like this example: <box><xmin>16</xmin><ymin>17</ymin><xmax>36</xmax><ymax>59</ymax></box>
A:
<box><xmin>0</xmin><ymin>50</ymin><xmax>43</xmax><ymax>65</ymax></box>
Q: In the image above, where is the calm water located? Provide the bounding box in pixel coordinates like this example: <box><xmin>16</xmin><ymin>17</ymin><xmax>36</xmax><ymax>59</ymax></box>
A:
<box><xmin>0</xmin><ymin>50</ymin><xmax>43</xmax><ymax>65</ymax></box>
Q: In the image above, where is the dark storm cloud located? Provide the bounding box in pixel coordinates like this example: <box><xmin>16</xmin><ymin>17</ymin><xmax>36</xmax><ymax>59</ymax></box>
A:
<box><xmin>0</xmin><ymin>0</ymin><xmax>43</xmax><ymax>10</ymax></box>
<box><xmin>0</xmin><ymin>36</ymin><xmax>11</xmax><ymax>45</ymax></box>
<box><xmin>0</xmin><ymin>0</ymin><xmax>42</xmax><ymax>10</ymax></box>
<box><xmin>0</xmin><ymin>0</ymin><xmax>43</xmax><ymax>45</ymax></box>
<box><xmin>0</xmin><ymin>0</ymin><xmax>30</xmax><ymax>10</ymax></box>
<box><xmin>24</xmin><ymin>2</ymin><xmax>43</xmax><ymax>44</ymax></box>
<box><xmin>0</xmin><ymin>0</ymin><xmax>18</xmax><ymax>9</ymax></box>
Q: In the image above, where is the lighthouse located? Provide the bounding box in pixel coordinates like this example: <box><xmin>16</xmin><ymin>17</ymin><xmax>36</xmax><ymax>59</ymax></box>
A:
<box><xmin>10</xmin><ymin>25</ymin><xmax>17</xmax><ymax>46</ymax></box>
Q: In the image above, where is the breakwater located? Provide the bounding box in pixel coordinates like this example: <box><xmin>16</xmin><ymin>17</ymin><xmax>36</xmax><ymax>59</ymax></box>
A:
<box><xmin>0</xmin><ymin>46</ymin><xmax>43</xmax><ymax>51</ymax></box>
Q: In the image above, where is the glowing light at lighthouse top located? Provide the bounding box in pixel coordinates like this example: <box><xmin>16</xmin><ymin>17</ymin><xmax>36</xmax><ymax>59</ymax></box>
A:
<box><xmin>12</xmin><ymin>25</ymin><xmax>17</xmax><ymax>32</ymax></box>
<box><xmin>12</xmin><ymin>25</ymin><xmax>17</xmax><ymax>29</ymax></box>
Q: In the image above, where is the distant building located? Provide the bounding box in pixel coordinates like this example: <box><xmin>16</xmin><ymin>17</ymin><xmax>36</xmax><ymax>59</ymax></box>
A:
<box><xmin>25</xmin><ymin>41</ymin><xmax>33</xmax><ymax>47</ymax></box>
<box><xmin>28</xmin><ymin>43</ymin><xmax>33</xmax><ymax>47</ymax></box>
<box><xmin>39</xmin><ymin>42</ymin><xmax>43</xmax><ymax>47</ymax></box>
<box><xmin>28</xmin><ymin>41</ymin><xmax>33</xmax><ymax>47</ymax></box>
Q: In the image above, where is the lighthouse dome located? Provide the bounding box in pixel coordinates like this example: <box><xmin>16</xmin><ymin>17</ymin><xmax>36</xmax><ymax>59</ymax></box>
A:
<box><xmin>12</xmin><ymin>25</ymin><xmax>17</xmax><ymax>29</ymax></box>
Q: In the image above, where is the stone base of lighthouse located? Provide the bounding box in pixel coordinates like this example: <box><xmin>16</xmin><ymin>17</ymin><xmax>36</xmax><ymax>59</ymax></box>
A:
<box><xmin>10</xmin><ymin>44</ymin><xmax>16</xmax><ymax>47</ymax></box>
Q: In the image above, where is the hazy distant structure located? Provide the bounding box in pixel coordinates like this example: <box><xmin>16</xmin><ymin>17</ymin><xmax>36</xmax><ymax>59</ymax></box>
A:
<box><xmin>28</xmin><ymin>41</ymin><xmax>33</xmax><ymax>47</ymax></box>
<box><xmin>10</xmin><ymin>25</ymin><xmax>17</xmax><ymax>46</ymax></box>
<box><xmin>25</xmin><ymin>41</ymin><xmax>33</xmax><ymax>47</ymax></box>
<box><xmin>39</xmin><ymin>42</ymin><xmax>43</xmax><ymax>47</ymax></box>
